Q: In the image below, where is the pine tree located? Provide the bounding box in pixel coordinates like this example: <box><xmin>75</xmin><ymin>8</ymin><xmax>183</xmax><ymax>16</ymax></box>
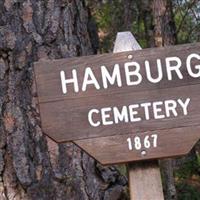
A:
<box><xmin>0</xmin><ymin>1</ymin><xmax>127</xmax><ymax>199</ymax></box>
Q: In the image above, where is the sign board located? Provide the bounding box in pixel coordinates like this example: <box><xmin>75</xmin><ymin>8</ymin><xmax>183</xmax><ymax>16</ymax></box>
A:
<box><xmin>75</xmin><ymin>126</ymin><xmax>200</xmax><ymax>164</ymax></box>
<box><xmin>34</xmin><ymin>41</ymin><xmax>200</xmax><ymax>164</ymax></box>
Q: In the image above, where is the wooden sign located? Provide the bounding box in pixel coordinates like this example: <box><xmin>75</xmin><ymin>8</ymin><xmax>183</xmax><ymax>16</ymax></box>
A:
<box><xmin>76</xmin><ymin>126</ymin><xmax>200</xmax><ymax>164</ymax></box>
<box><xmin>34</xmin><ymin>41</ymin><xmax>200</xmax><ymax>164</ymax></box>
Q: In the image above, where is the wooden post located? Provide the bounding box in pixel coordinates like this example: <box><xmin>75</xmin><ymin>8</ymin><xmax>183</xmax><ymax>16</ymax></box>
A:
<box><xmin>113</xmin><ymin>32</ymin><xmax>164</xmax><ymax>200</ymax></box>
<box><xmin>128</xmin><ymin>161</ymin><xmax>164</xmax><ymax>200</ymax></box>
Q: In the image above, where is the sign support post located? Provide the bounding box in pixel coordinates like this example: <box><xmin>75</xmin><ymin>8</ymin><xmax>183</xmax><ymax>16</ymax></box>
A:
<box><xmin>128</xmin><ymin>161</ymin><xmax>164</xmax><ymax>200</ymax></box>
<box><xmin>113</xmin><ymin>32</ymin><xmax>164</xmax><ymax>200</ymax></box>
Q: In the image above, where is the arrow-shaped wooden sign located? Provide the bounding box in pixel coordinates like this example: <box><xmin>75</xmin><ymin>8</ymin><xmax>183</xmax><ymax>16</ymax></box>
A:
<box><xmin>34</xmin><ymin>33</ymin><xmax>200</xmax><ymax>165</ymax></box>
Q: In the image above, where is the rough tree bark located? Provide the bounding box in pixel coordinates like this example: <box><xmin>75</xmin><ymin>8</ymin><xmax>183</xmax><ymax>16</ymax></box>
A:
<box><xmin>123</xmin><ymin>0</ymin><xmax>134</xmax><ymax>30</ymax></box>
<box><xmin>152</xmin><ymin>0</ymin><xmax>177</xmax><ymax>200</ymax></box>
<box><xmin>0</xmin><ymin>0</ymin><xmax>127</xmax><ymax>200</ymax></box>
<box><xmin>152</xmin><ymin>0</ymin><xmax>177</xmax><ymax>47</ymax></box>
<box><xmin>136</xmin><ymin>0</ymin><xmax>154</xmax><ymax>47</ymax></box>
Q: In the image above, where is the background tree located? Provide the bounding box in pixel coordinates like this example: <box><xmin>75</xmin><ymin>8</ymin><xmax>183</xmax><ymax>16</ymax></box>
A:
<box><xmin>152</xmin><ymin>0</ymin><xmax>177</xmax><ymax>199</ymax></box>
<box><xmin>0</xmin><ymin>1</ymin><xmax>127</xmax><ymax>199</ymax></box>
<box><xmin>87</xmin><ymin>0</ymin><xmax>200</xmax><ymax>199</ymax></box>
<box><xmin>1</xmin><ymin>0</ymin><xmax>200</xmax><ymax>199</ymax></box>
<box><xmin>174</xmin><ymin>0</ymin><xmax>200</xmax><ymax>43</ymax></box>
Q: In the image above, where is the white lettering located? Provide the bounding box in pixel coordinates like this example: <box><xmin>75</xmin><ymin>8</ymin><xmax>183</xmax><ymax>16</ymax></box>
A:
<box><xmin>153</xmin><ymin>101</ymin><xmax>165</xmax><ymax>119</ymax></box>
<box><xmin>60</xmin><ymin>70</ymin><xmax>79</xmax><ymax>94</ymax></box>
<box><xmin>186</xmin><ymin>53</ymin><xmax>200</xmax><ymax>78</ymax></box>
<box><xmin>101</xmin><ymin>107</ymin><xmax>113</xmax><ymax>125</ymax></box>
<box><xmin>101</xmin><ymin>64</ymin><xmax>122</xmax><ymax>89</ymax></box>
<box><xmin>125</xmin><ymin>62</ymin><xmax>142</xmax><ymax>85</ymax></box>
<box><xmin>145</xmin><ymin>59</ymin><xmax>163</xmax><ymax>83</ymax></box>
<box><xmin>129</xmin><ymin>104</ymin><xmax>141</xmax><ymax>122</ymax></box>
<box><xmin>140</xmin><ymin>102</ymin><xmax>151</xmax><ymax>120</ymax></box>
<box><xmin>87</xmin><ymin>98</ymin><xmax>191</xmax><ymax>127</ymax></box>
<box><xmin>166</xmin><ymin>57</ymin><xmax>183</xmax><ymax>80</ymax></box>
<box><xmin>88</xmin><ymin>109</ymin><xmax>100</xmax><ymax>127</ymax></box>
<box><xmin>178</xmin><ymin>98</ymin><xmax>190</xmax><ymax>115</ymax></box>
<box><xmin>165</xmin><ymin>100</ymin><xmax>178</xmax><ymax>117</ymax></box>
<box><xmin>113</xmin><ymin>106</ymin><xmax>129</xmax><ymax>124</ymax></box>
<box><xmin>82</xmin><ymin>67</ymin><xmax>100</xmax><ymax>91</ymax></box>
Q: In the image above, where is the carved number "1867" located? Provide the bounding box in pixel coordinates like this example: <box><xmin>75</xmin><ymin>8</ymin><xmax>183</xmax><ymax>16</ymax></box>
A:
<box><xmin>127</xmin><ymin>134</ymin><xmax>158</xmax><ymax>151</ymax></box>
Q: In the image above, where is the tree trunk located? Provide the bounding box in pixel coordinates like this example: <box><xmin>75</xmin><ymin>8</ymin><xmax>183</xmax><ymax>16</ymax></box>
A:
<box><xmin>0</xmin><ymin>0</ymin><xmax>127</xmax><ymax>199</ymax></box>
<box><xmin>152</xmin><ymin>0</ymin><xmax>177</xmax><ymax>200</ymax></box>
<box><xmin>152</xmin><ymin>0</ymin><xmax>177</xmax><ymax>47</ymax></box>
<box><xmin>123</xmin><ymin>0</ymin><xmax>133</xmax><ymax>30</ymax></box>
<box><xmin>136</xmin><ymin>0</ymin><xmax>154</xmax><ymax>47</ymax></box>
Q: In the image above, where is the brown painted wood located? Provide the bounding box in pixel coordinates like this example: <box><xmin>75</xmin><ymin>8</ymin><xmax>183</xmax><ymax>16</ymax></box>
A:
<box><xmin>35</xmin><ymin>43</ymin><xmax>200</xmax><ymax>104</ymax></box>
<box><xmin>75</xmin><ymin>126</ymin><xmax>200</xmax><ymax>165</ymax></box>
<box><xmin>34</xmin><ymin>41</ymin><xmax>200</xmax><ymax>142</ymax></box>
<box><xmin>35</xmin><ymin>82</ymin><xmax>200</xmax><ymax>142</ymax></box>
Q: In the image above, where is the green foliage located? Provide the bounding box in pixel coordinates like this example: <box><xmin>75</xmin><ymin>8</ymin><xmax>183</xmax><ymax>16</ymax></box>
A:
<box><xmin>173</xmin><ymin>0</ymin><xmax>200</xmax><ymax>44</ymax></box>
<box><xmin>91</xmin><ymin>1</ymin><xmax>125</xmax><ymax>52</ymax></box>
<box><xmin>197</xmin><ymin>153</ymin><xmax>200</xmax><ymax>166</ymax></box>
<box><xmin>95</xmin><ymin>3</ymin><xmax>113</xmax><ymax>30</ymax></box>
<box><xmin>177</xmin><ymin>183</ymin><xmax>200</xmax><ymax>200</ymax></box>
<box><xmin>89</xmin><ymin>0</ymin><xmax>147</xmax><ymax>52</ymax></box>
<box><xmin>175</xmin><ymin>155</ymin><xmax>200</xmax><ymax>200</ymax></box>
<box><xmin>175</xmin><ymin>157</ymin><xmax>200</xmax><ymax>180</ymax></box>
<box><xmin>89</xmin><ymin>0</ymin><xmax>200</xmax><ymax>51</ymax></box>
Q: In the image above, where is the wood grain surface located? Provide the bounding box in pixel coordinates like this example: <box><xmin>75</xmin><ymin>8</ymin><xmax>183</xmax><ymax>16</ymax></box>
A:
<box><xmin>128</xmin><ymin>161</ymin><xmax>164</xmax><ymax>200</ymax></box>
<box><xmin>76</xmin><ymin>126</ymin><xmax>200</xmax><ymax>165</ymax></box>
<box><xmin>35</xmin><ymin>43</ymin><xmax>200</xmax><ymax>103</ymax></box>
<box><xmin>34</xmin><ymin>42</ymin><xmax>200</xmax><ymax>143</ymax></box>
